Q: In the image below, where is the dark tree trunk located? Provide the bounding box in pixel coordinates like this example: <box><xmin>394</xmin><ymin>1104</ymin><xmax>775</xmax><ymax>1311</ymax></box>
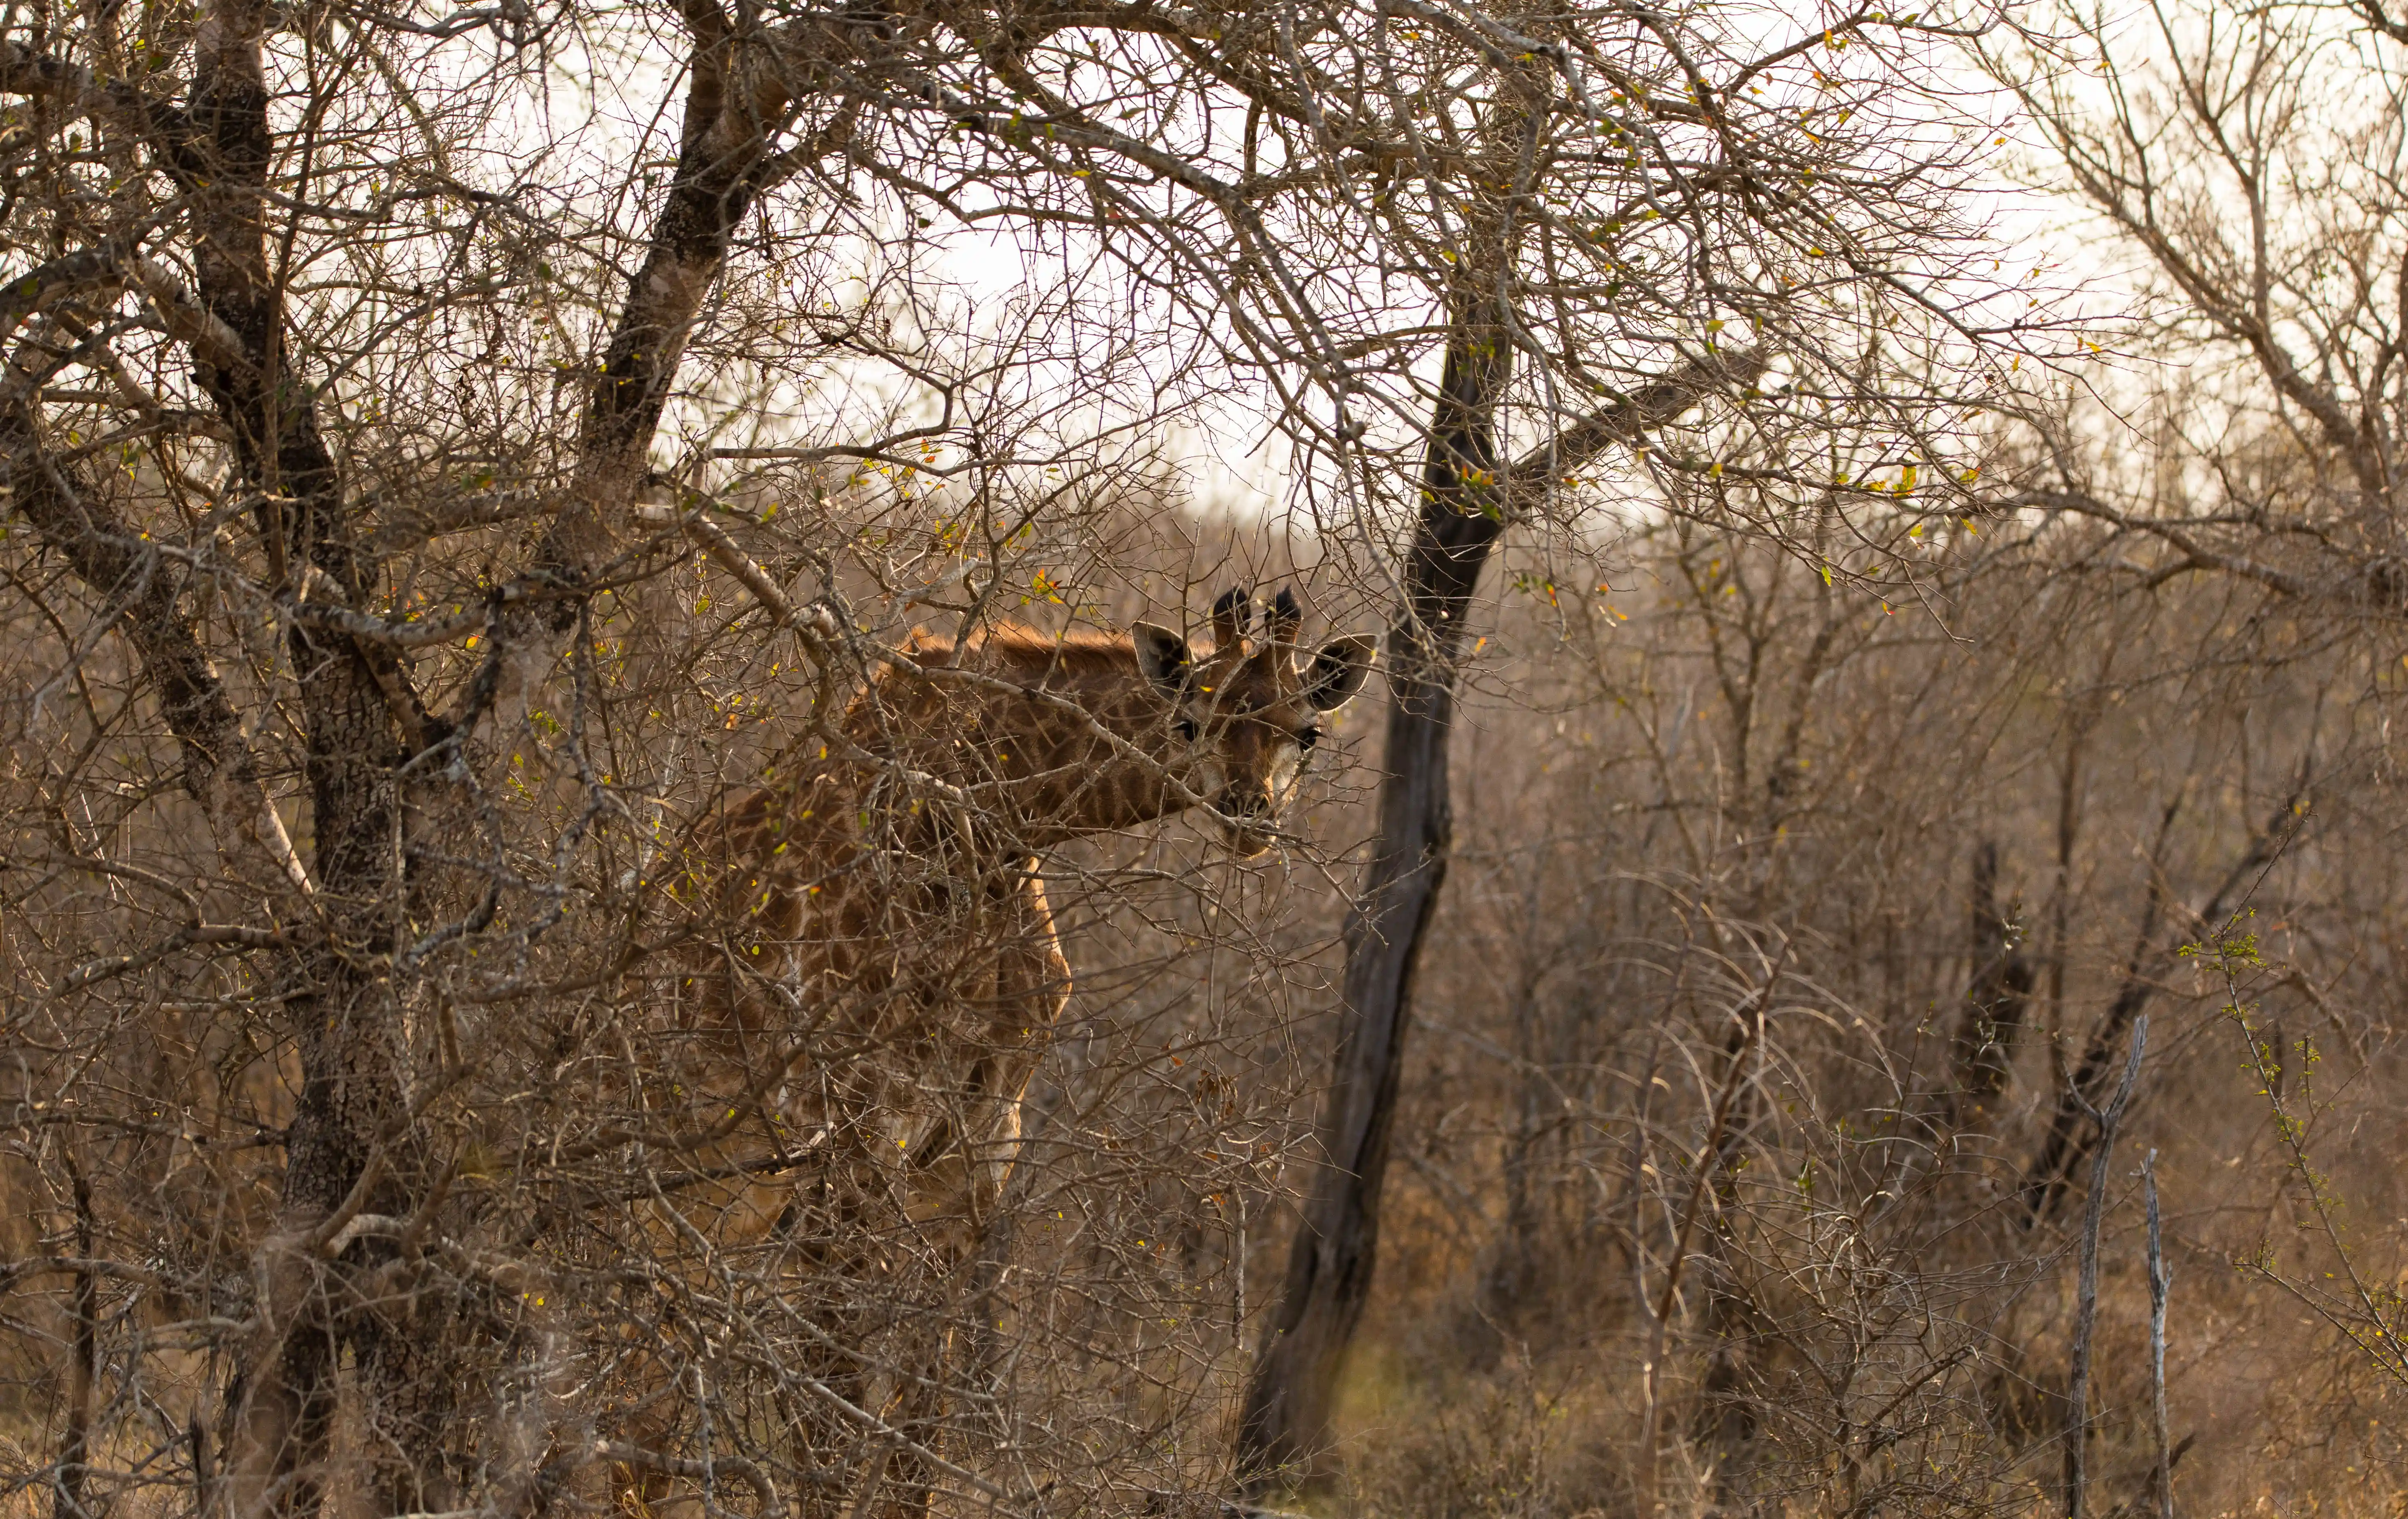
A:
<box><xmin>1234</xmin><ymin>313</ymin><xmax>1512</xmax><ymax>1489</ymax></box>
<box><xmin>181</xmin><ymin>2</ymin><xmax>809</xmax><ymax>1509</ymax></box>
<box><xmin>1232</xmin><ymin>337</ymin><xmax>1755</xmax><ymax>1489</ymax></box>
<box><xmin>189</xmin><ymin>5</ymin><xmax>432</xmax><ymax>1506</ymax></box>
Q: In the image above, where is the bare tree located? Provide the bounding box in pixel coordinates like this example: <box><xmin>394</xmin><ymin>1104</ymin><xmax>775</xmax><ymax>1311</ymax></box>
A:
<box><xmin>1232</xmin><ymin>0</ymin><xmax>2027</xmax><ymax>1466</ymax></box>
<box><xmin>0</xmin><ymin>0</ymin><xmax>2016</xmax><ymax>1509</ymax></box>
<box><xmin>1989</xmin><ymin>0</ymin><xmax>2408</xmax><ymax>610</ymax></box>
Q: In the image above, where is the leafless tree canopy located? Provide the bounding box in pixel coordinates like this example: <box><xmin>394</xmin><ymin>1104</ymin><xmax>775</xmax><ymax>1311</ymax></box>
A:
<box><xmin>21</xmin><ymin>0</ymin><xmax>2407</xmax><ymax>1512</ymax></box>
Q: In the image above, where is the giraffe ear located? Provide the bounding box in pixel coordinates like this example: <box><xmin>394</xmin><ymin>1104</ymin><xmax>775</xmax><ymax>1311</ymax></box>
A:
<box><xmin>1131</xmin><ymin>622</ymin><xmax>1192</xmax><ymax>696</ymax></box>
<box><xmin>1303</xmin><ymin>634</ymin><xmax>1376</xmax><ymax>711</ymax></box>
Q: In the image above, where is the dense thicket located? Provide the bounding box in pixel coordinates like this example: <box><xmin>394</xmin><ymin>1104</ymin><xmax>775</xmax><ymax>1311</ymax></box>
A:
<box><xmin>0</xmin><ymin>0</ymin><xmax>2005</xmax><ymax>1510</ymax></box>
<box><xmin>17</xmin><ymin>0</ymin><xmax>2408</xmax><ymax>1511</ymax></box>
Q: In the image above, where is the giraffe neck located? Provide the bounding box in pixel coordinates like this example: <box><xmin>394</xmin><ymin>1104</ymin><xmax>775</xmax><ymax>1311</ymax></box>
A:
<box><xmin>835</xmin><ymin>637</ymin><xmax>1190</xmax><ymax>861</ymax></box>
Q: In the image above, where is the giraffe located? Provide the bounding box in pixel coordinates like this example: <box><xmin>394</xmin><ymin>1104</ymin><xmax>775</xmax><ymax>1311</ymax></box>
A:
<box><xmin>614</xmin><ymin>586</ymin><xmax>1374</xmax><ymax>1515</ymax></box>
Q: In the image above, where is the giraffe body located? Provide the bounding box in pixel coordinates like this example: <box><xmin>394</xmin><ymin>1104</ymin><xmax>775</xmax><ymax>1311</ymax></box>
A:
<box><xmin>618</xmin><ymin>591</ymin><xmax>1373</xmax><ymax>1514</ymax></box>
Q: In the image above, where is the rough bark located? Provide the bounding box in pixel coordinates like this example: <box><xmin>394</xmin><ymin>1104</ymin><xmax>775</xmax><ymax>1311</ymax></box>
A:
<box><xmin>542</xmin><ymin>2</ymin><xmax>806</xmax><ymax>591</ymax></box>
<box><xmin>3</xmin><ymin>6</ymin><xmax>835</xmax><ymax>1501</ymax></box>
<box><xmin>53</xmin><ymin>1155</ymin><xmax>94</xmax><ymax>1519</ymax></box>
<box><xmin>1234</xmin><ymin>334</ymin><xmax>1755</xmax><ymax>1485</ymax></box>
<box><xmin>184</xmin><ymin>2</ymin><xmax>811</xmax><ymax>1507</ymax></box>
<box><xmin>1233</xmin><ymin>315</ymin><xmax>1511</xmax><ymax>1487</ymax></box>
<box><xmin>172</xmin><ymin>3</ymin><xmax>441</xmax><ymax>1507</ymax></box>
<box><xmin>0</xmin><ymin>253</ymin><xmax>302</xmax><ymax>886</ymax></box>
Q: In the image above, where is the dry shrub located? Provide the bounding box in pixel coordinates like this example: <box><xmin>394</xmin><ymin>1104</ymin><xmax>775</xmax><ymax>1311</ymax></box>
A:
<box><xmin>1326</xmin><ymin>514</ymin><xmax>2408</xmax><ymax>1518</ymax></box>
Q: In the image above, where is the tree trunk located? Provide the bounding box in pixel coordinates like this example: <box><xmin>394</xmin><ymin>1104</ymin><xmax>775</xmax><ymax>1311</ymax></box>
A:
<box><xmin>182</xmin><ymin>2</ymin><xmax>809</xmax><ymax>1509</ymax></box>
<box><xmin>1234</xmin><ymin>312</ymin><xmax>1512</xmax><ymax>1489</ymax></box>
<box><xmin>1232</xmin><ymin>330</ymin><xmax>1754</xmax><ymax>1487</ymax></box>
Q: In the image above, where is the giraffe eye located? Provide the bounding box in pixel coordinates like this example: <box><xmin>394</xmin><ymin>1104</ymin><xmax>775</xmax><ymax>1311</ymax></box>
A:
<box><xmin>1175</xmin><ymin>715</ymin><xmax>1199</xmax><ymax>742</ymax></box>
<box><xmin>1296</xmin><ymin>726</ymin><xmax>1320</xmax><ymax>752</ymax></box>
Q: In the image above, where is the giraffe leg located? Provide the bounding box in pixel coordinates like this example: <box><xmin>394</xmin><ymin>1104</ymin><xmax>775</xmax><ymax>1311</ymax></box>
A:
<box><xmin>769</xmin><ymin>871</ymin><xmax>1075</xmax><ymax>1519</ymax></box>
<box><xmin>969</xmin><ymin>870</ymin><xmax>1072</xmax><ymax>1218</ymax></box>
<box><xmin>890</xmin><ymin>870</ymin><xmax>1073</xmax><ymax>1514</ymax></box>
<box><xmin>835</xmin><ymin>1334</ymin><xmax>952</xmax><ymax>1519</ymax></box>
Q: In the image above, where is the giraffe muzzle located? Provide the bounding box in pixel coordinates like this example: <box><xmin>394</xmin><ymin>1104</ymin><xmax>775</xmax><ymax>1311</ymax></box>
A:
<box><xmin>1217</xmin><ymin>790</ymin><xmax>1280</xmax><ymax>857</ymax></box>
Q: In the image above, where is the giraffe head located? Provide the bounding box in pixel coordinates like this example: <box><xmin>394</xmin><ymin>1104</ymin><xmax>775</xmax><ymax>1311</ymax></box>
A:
<box><xmin>1130</xmin><ymin>586</ymin><xmax>1376</xmax><ymax>857</ymax></box>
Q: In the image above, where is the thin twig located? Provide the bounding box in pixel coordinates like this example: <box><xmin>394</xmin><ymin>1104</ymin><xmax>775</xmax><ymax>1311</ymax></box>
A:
<box><xmin>2145</xmin><ymin>1148</ymin><xmax>2174</xmax><ymax>1519</ymax></box>
<box><xmin>2066</xmin><ymin>1015</ymin><xmax>2147</xmax><ymax>1519</ymax></box>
